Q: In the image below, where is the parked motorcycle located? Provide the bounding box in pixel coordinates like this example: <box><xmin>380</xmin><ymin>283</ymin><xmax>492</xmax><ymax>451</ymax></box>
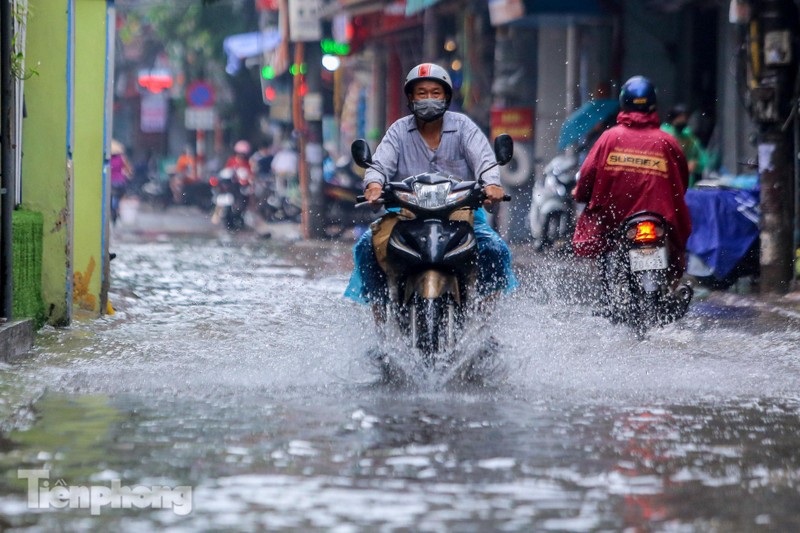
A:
<box><xmin>139</xmin><ymin>170</ymin><xmax>172</xmax><ymax>208</ymax></box>
<box><xmin>255</xmin><ymin>171</ymin><xmax>302</xmax><ymax>222</ymax></box>
<box><xmin>528</xmin><ymin>151</ymin><xmax>579</xmax><ymax>251</ymax></box>
<box><xmin>351</xmin><ymin>134</ymin><xmax>514</xmax><ymax>365</ymax></box>
<box><xmin>321</xmin><ymin>157</ymin><xmax>374</xmax><ymax>238</ymax></box>
<box><xmin>210</xmin><ymin>167</ymin><xmax>251</xmax><ymax>232</ymax></box>
<box><xmin>178</xmin><ymin>175</ymin><xmax>214</xmax><ymax>210</ymax></box>
<box><xmin>599</xmin><ymin>211</ymin><xmax>693</xmax><ymax>338</ymax></box>
<box><xmin>530</xmin><ymin>103</ymin><xmax>618</xmax><ymax>251</ymax></box>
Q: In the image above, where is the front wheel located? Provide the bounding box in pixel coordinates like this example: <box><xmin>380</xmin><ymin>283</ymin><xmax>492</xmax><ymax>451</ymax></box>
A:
<box><xmin>224</xmin><ymin>207</ymin><xmax>245</xmax><ymax>232</ymax></box>
<box><xmin>410</xmin><ymin>296</ymin><xmax>458</xmax><ymax>362</ymax></box>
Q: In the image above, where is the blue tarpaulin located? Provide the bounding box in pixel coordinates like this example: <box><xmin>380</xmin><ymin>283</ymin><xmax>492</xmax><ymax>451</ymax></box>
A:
<box><xmin>685</xmin><ymin>187</ymin><xmax>760</xmax><ymax>279</ymax></box>
<box><xmin>223</xmin><ymin>31</ymin><xmax>282</xmax><ymax>75</ymax></box>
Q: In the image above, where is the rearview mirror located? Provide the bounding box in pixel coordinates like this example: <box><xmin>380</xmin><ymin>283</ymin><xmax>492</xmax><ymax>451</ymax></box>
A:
<box><xmin>494</xmin><ymin>134</ymin><xmax>514</xmax><ymax>166</ymax></box>
<box><xmin>351</xmin><ymin>139</ymin><xmax>373</xmax><ymax>169</ymax></box>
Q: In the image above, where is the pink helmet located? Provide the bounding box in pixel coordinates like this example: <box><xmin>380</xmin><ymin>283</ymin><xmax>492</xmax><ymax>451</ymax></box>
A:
<box><xmin>234</xmin><ymin>140</ymin><xmax>251</xmax><ymax>155</ymax></box>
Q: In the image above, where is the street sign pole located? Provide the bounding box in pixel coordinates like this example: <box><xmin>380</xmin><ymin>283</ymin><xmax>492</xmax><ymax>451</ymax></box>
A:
<box><xmin>196</xmin><ymin>130</ymin><xmax>205</xmax><ymax>181</ymax></box>
<box><xmin>185</xmin><ymin>81</ymin><xmax>216</xmax><ymax>181</ymax></box>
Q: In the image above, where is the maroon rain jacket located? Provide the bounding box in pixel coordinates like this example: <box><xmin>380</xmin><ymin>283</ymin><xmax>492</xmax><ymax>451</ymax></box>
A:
<box><xmin>572</xmin><ymin>110</ymin><xmax>692</xmax><ymax>273</ymax></box>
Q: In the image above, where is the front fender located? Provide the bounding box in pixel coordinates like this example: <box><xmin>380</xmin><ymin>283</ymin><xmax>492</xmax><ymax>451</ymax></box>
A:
<box><xmin>405</xmin><ymin>270</ymin><xmax>460</xmax><ymax>303</ymax></box>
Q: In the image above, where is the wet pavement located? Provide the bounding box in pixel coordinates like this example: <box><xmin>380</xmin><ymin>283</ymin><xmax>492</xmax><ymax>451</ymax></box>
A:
<box><xmin>1</xmin><ymin>204</ymin><xmax>800</xmax><ymax>531</ymax></box>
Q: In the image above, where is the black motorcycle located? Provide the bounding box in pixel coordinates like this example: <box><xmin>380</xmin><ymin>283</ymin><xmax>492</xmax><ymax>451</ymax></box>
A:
<box><xmin>352</xmin><ymin>134</ymin><xmax>513</xmax><ymax>362</ymax></box>
<box><xmin>599</xmin><ymin>211</ymin><xmax>693</xmax><ymax>338</ymax></box>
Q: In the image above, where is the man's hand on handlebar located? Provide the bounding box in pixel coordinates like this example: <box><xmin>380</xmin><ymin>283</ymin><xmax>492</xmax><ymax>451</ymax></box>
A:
<box><xmin>483</xmin><ymin>184</ymin><xmax>506</xmax><ymax>207</ymax></box>
<box><xmin>365</xmin><ymin>182</ymin><xmax>384</xmax><ymax>206</ymax></box>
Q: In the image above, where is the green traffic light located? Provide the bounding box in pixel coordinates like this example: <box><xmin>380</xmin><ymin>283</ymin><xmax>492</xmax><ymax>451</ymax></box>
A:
<box><xmin>261</xmin><ymin>65</ymin><xmax>275</xmax><ymax>80</ymax></box>
<box><xmin>321</xmin><ymin>39</ymin><xmax>350</xmax><ymax>56</ymax></box>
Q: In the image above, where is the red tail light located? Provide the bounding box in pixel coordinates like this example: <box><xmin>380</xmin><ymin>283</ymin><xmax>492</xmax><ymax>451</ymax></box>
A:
<box><xmin>209</xmin><ymin>176</ymin><xmax>219</xmax><ymax>187</ymax></box>
<box><xmin>632</xmin><ymin>221</ymin><xmax>658</xmax><ymax>243</ymax></box>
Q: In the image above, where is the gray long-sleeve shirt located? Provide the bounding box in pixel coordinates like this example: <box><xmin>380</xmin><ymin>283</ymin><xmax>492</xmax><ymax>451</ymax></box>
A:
<box><xmin>363</xmin><ymin>111</ymin><xmax>501</xmax><ymax>189</ymax></box>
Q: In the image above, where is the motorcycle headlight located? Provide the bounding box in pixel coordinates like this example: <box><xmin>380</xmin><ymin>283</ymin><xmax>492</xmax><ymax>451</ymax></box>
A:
<box><xmin>445</xmin><ymin>188</ymin><xmax>472</xmax><ymax>206</ymax></box>
<box><xmin>395</xmin><ymin>190</ymin><xmax>418</xmax><ymax>206</ymax></box>
<box><xmin>413</xmin><ymin>182</ymin><xmax>452</xmax><ymax>209</ymax></box>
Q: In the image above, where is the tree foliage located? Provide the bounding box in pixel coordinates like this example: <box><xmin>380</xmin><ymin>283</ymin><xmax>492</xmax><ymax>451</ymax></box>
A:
<box><xmin>117</xmin><ymin>0</ymin><xmax>262</xmax><ymax>139</ymax></box>
<box><xmin>133</xmin><ymin>0</ymin><xmax>257</xmax><ymax>79</ymax></box>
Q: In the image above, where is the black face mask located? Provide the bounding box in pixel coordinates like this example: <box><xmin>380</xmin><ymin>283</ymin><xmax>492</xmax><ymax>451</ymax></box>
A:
<box><xmin>673</xmin><ymin>121</ymin><xmax>688</xmax><ymax>132</ymax></box>
<box><xmin>410</xmin><ymin>98</ymin><xmax>447</xmax><ymax>122</ymax></box>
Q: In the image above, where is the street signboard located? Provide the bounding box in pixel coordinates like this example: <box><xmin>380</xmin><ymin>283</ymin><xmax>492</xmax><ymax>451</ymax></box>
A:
<box><xmin>185</xmin><ymin>107</ymin><xmax>216</xmax><ymax>130</ymax></box>
<box><xmin>490</xmin><ymin>107</ymin><xmax>534</xmax><ymax>141</ymax></box>
<box><xmin>186</xmin><ymin>81</ymin><xmax>215</xmax><ymax>108</ymax></box>
<box><xmin>288</xmin><ymin>0</ymin><xmax>322</xmax><ymax>42</ymax></box>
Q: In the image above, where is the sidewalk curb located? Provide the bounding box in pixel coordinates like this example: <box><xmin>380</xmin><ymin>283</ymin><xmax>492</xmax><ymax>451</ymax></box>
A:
<box><xmin>701</xmin><ymin>291</ymin><xmax>800</xmax><ymax>322</ymax></box>
<box><xmin>0</xmin><ymin>319</ymin><xmax>34</xmax><ymax>361</ymax></box>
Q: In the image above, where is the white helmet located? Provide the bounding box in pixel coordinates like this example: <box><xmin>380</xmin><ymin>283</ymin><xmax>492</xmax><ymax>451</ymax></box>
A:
<box><xmin>404</xmin><ymin>63</ymin><xmax>453</xmax><ymax>103</ymax></box>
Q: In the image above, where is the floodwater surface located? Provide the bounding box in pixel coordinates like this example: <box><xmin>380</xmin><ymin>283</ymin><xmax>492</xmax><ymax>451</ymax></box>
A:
<box><xmin>1</xmin><ymin>233</ymin><xmax>799</xmax><ymax>531</ymax></box>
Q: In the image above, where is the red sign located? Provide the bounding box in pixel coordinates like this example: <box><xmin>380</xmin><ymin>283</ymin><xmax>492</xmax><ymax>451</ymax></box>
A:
<box><xmin>138</xmin><ymin>72</ymin><xmax>173</xmax><ymax>94</ymax></box>
<box><xmin>490</xmin><ymin>107</ymin><xmax>534</xmax><ymax>141</ymax></box>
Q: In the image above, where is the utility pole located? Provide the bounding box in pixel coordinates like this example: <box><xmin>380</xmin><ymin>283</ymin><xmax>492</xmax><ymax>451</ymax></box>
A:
<box><xmin>287</xmin><ymin>0</ymin><xmax>325</xmax><ymax>239</ymax></box>
<box><xmin>749</xmin><ymin>0</ymin><xmax>799</xmax><ymax>293</ymax></box>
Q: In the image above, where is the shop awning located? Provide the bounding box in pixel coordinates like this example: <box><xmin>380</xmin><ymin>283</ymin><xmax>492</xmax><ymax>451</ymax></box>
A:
<box><xmin>223</xmin><ymin>30</ymin><xmax>282</xmax><ymax>75</ymax></box>
<box><xmin>405</xmin><ymin>0</ymin><xmax>440</xmax><ymax>15</ymax></box>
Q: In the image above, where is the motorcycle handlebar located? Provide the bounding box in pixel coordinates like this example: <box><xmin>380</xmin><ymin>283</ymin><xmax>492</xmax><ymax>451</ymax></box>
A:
<box><xmin>354</xmin><ymin>189</ymin><xmax>510</xmax><ymax>208</ymax></box>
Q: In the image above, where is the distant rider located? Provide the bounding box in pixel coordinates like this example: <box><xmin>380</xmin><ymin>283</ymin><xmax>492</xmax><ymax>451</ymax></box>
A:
<box><xmin>110</xmin><ymin>139</ymin><xmax>133</xmax><ymax>224</ymax></box>
<box><xmin>572</xmin><ymin>75</ymin><xmax>692</xmax><ymax>281</ymax></box>
<box><xmin>225</xmin><ymin>140</ymin><xmax>253</xmax><ymax>178</ymax></box>
<box><xmin>344</xmin><ymin>62</ymin><xmax>518</xmax><ymax>313</ymax></box>
<box><xmin>661</xmin><ymin>104</ymin><xmax>707</xmax><ymax>188</ymax></box>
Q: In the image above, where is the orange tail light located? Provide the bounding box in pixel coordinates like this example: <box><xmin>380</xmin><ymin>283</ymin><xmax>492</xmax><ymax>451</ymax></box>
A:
<box><xmin>632</xmin><ymin>221</ymin><xmax>658</xmax><ymax>243</ymax></box>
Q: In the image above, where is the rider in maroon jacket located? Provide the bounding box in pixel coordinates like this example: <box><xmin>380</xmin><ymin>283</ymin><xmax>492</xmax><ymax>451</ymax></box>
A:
<box><xmin>572</xmin><ymin>76</ymin><xmax>692</xmax><ymax>278</ymax></box>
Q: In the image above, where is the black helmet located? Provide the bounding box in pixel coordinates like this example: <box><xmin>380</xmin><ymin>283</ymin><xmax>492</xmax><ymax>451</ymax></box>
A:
<box><xmin>620</xmin><ymin>76</ymin><xmax>657</xmax><ymax>113</ymax></box>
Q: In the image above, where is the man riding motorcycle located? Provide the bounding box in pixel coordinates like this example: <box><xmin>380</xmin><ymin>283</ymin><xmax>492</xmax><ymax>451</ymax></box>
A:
<box><xmin>572</xmin><ymin>76</ymin><xmax>692</xmax><ymax>295</ymax></box>
<box><xmin>344</xmin><ymin>63</ymin><xmax>518</xmax><ymax>314</ymax></box>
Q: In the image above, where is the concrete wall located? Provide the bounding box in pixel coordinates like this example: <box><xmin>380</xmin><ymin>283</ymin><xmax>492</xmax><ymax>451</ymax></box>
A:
<box><xmin>620</xmin><ymin>3</ymin><xmax>683</xmax><ymax>112</ymax></box>
<box><xmin>533</xmin><ymin>27</ymin><xmax>569</xmax><ymax>168</ymax></box>
<box><xmin>21</xmin><ymin>0</ymin><xmax>73</xmax><ymax>326</ymax></box>
<box><xmin>717</xmin><ymin>10</ymin><xmax>758</xmax><ymax>175</ymax></box>
<box><xmin>72</xmin><ymin>0</ymin><xmax>111</xmax><ymax>317</ymax></box>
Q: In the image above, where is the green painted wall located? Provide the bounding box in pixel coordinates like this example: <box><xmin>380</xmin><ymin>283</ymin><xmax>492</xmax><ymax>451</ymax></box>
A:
<box><xmin>73</xmin><ymin>0</ymin><xmax>109</xmax><ymax>317</ymax></box>
<box><xmin>21</xmin><ymin>1</ymin><xmax>72</xmax><ymax>326</ymax></box>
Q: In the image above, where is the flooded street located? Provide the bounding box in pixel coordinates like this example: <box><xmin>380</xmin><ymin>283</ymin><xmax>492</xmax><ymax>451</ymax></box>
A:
<box><xmin>2</xmin><ymin>226</ymin><xmax>800</xmax><ymax>531</ymax></box>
